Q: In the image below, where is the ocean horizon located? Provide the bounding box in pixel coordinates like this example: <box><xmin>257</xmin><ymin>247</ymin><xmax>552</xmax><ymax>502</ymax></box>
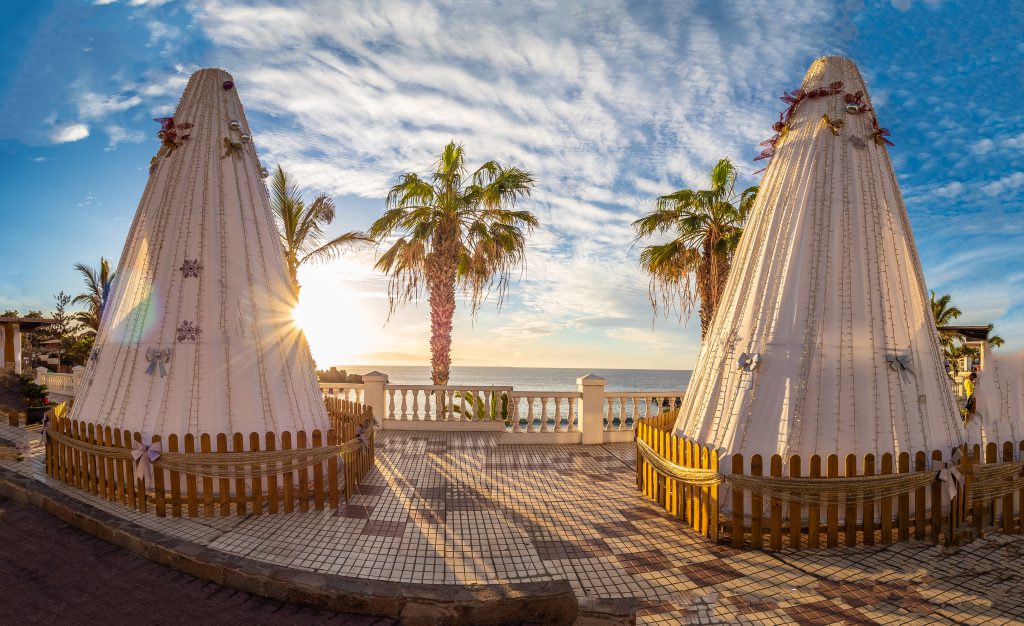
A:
<box><xmin>332</xmin><ymin>365</ymin><xmax>693</xmax><ymax>392</ymax></box>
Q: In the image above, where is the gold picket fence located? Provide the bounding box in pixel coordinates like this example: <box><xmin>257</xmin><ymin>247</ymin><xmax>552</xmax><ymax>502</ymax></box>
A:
<box><xmin>636</xmin><ymin>419</ymin><xmax>1024</xmax><ymax>551</ymax></box>
<box><xmin>44</xmin><ymin>399</ymin><xmax>376</xmax><ymax>518</ymax></box>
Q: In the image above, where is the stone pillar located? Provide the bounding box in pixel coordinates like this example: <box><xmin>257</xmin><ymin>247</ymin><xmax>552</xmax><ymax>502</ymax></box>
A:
<box><xmin>72</xmin><ymin>365</ymin><xmax>86</xmax><ymax>393</ymax></box>
<box><xmin>13</xmin><ymin>324</ymin><xmax>22</xmax><ymax>375</ymax></box>
<box><xmin>361</xmin><ymin>371</ymin><xmax>389</xmax><ymax>427</ymax></box>
<box><xmin>36</xmin><ymin>366</ymin><xmax>47</xmax><ymax>382</ymax></box>
<box><xmin>577</xmin><ymin>374</ymin><xmax>607</xmax><ymax>445</ymax></box>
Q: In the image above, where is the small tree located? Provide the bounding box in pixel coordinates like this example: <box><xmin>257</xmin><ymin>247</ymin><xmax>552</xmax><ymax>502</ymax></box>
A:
<box><xmin>65</xmin><ymin>335</ymin><xmax>95</xmax><ymax>366</ymax></box>
<box><xmin>49</xmin><ymin>292</ymin><xmax>77</xmax><ymax>370</ymax></box>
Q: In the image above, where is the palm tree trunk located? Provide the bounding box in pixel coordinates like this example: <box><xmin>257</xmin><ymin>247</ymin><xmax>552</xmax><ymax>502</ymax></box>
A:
<box><xmin>426</xmin><ymin>231</ymin><xmax>459</xmax><ymax>385</ymax></box>
<box><xmin>696</xmin><ymin>243</ymin><xmax>715</xmax><ymax>339</ymax></box>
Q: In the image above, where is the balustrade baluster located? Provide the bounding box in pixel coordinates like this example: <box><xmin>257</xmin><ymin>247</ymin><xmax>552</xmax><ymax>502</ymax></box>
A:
<box><xmin>510</xmin><ymin>396</ymin><xmax>521</xmax><ymax>431</ymax></box>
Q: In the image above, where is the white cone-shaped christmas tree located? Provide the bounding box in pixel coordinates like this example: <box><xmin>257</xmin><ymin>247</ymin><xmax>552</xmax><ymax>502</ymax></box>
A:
<box><xmin>674</xmin><ymin>56</ymin><xmax>965</xmax><ymax>461</ymax></box>
<box><xmin>968</xmin><ymin>344</ymin><xmax>1024</xmax><ymax>446</ymax></box>
<box><xmin>71</xmin><ymin>68</ymin><xmax>328</xmax><ymax>438</ymax></box>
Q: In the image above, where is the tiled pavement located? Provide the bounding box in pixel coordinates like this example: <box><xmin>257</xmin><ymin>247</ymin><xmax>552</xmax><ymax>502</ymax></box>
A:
<box><xmin>3</xmin><ymin>423</ymin><xmax>1024</xmax><ymax>625</ymax></box>
<box><xmin>0</xmin><ymin>495</ymin><xmax>392</xmax><ymax>625</ymax></box>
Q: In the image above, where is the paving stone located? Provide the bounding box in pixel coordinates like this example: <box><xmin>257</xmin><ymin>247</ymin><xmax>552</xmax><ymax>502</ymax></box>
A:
<box><xmin>4</xmin><ymin>425</ymin><xmax>1024</xmax><ymax>625</ymax></box>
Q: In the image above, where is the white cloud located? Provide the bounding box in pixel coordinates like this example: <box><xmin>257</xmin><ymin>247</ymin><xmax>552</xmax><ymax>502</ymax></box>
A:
<box><xmin>981</xmin><ymin>172</ymin><xmax>1024</xmax><ymax>196</ymax></box>
<box><xmin>76</xmin><ymin>91</ymin><xmax>142</xmax><ymax>119</ymax></box>
<box><xmin>172</xmin><ymin>0</ymin><xmax>850</xmax><ymax>368</ymax></box>
<box><xmin>105</xmin><ymin>125</ymin><xmax>146</xmax><ymax>151</ymax></box>
<box><xmin>48</xmin><ymin>122</ymin><xmax>90</xmax><ymax>144</ymax></box>
<box><xmin>932</xmin><ymin>181</ymin><xmax>964</xmax><ymax>198</ymax></box>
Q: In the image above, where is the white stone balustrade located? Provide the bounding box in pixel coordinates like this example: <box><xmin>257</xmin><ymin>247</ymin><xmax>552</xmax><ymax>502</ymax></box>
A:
<box><xmin>318</xmin><ymin>382</ymin><xmax>366</xmax><ymax>404</ymax></box>
<box><xmin>602</xmin><ymin>391</ymin><xmax>685</xmax><ymax>432</ymax></box>
<box><xmin>385</xmin><ymin>385</ymin><xmax>513</xmax><ymax>422</ymax></box>
<box><xmin>41</xmin><ymin>367</ymin><xmax>687</xmax><ymax>444</ymax></box>
<box><xmin>34</xmin><ymin>367</ymin><xmax>78</xmax><ymax>395</ymax></box>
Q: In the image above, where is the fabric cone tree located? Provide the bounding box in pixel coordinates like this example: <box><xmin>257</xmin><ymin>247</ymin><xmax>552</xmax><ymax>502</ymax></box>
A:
<box><xmin>968</xmin><ymin>344</ymin><xmax>1024</xmax><ymax>446</ymax></box>
<box><xmin>71</xmin><ymin>68</ymin><xmax>329</xmax><ymax>438</ymax></box>
<box><xmin>674</xmin><ymin>56</ymin><xmax>965</xmax><ymax>462</ymax></box>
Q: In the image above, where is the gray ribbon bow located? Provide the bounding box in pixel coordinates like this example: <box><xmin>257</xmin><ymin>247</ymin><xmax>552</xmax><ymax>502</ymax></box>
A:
<box><xmin>935</xmin><ymin>448</ymin><xmax>963</xmax><ymax>502</ymax></box>
<box><xmin>886</xmin><ymin>354</ymin><xmax>914</xmax><ymax>379</ymax></box>
<box><xmin>737</xmin><ymin>352</ymin><xmax>762</xmax><ymax>372</ymax></box>
<box><xmin>145</xmin><ymin>348</ymin><xmax>171</xmax><ymax>377</ymax></box>
<box><xmin>132</xmin><ymin>440</ymin><xmax>162</xmax><ymax>488</ymax></box>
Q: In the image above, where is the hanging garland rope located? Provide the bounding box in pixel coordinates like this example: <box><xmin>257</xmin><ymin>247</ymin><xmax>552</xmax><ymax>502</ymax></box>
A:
<box><xmin>637</xmin><ymin>438</ymin><xmax>958</xmax><ymax>505</ymax></box>
<box><xmin>44</xmin><ymin>423</ymin><xmax>373</xmax><ymax>481</ymax></box>
<box><xmin>636</xmin><ymin>438</ymin><xmax>723</xmax><ymax>486</ymax></box>
<box><xmin>968</xmin><ymin>459</ymin><xmax>1024</xmax><ymax>500</ymax></box>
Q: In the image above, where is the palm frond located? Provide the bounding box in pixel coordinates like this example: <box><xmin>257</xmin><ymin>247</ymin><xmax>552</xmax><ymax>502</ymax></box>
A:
<box><xmin>300</xmin><ymin>231</ymin><xmax>372</xmax><ymax>265</ymax></box>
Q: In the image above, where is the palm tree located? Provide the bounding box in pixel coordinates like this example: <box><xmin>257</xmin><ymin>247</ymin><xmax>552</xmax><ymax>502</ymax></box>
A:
<box><xmin>930</xmin><ymin>290</ymin><xmax>962</xmax><ymax>348</ymax></box>
<box><xmin>368</xmin><ymin>141</ymin><xmax>537</xmax><ymax>385</ymax></box>
<box><xmin>72</xmin><ymin>258</ymin><xmax>115</xmax><ymax>334</ymax></box>
<box><xmin>269</xmin><ymin>166</ymin><xmax>370</xmax><ymax>297</ymax></box>
<box><xmin>987</xmin><ymin>323</ymin><xmax>1005</xmax><ymax>348</ymax></box>
<box><xmin>631</xmin><ymin>159</ymin><xmax>757</xmax><ymax>338</ymax></box>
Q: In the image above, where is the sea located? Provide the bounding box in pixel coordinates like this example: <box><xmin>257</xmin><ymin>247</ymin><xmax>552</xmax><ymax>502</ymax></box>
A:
<box><xmin>335</xmin><ymin>365</ymin><xmax>692</xmax><ymax>392</ymax></box>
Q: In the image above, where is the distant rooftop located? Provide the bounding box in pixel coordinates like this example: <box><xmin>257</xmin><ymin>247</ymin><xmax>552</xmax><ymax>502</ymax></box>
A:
<box><xmin>937</xmin><ymin>325</ymin><xmax>990</xmax><ymax>342</ymax></box>
<box><xmin>0</xmin><ymin>316</ymin><xmax>58</xmax><ymax>330</ymax></box>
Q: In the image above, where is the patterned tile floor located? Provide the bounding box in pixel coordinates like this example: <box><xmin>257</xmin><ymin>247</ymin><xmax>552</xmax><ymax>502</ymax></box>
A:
<box><xmin>3</xmin><ymin>423</ymin><xmax>1024</xmax><ymax>625</ymax></box>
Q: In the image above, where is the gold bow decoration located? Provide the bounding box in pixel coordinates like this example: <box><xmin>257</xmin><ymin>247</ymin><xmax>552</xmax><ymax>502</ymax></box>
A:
<box><xmin>223</xmin><ymin>137</ymin><xmax>244</xmax><ymax>158</ymax></box>
<box><xmin>821</xmin><ymin>114</ymin><xmax>844</xmax><ymax>136</ymax></box>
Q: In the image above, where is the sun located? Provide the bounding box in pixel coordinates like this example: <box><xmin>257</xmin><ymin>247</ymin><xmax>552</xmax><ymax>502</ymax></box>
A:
<box><xmin>290</xmin><ymin>265</ymin><xmax>377</xmax><ymax>366</ymax></box>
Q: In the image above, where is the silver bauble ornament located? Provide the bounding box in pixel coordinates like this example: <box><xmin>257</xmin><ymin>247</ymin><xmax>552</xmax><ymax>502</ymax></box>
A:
<box><xmin>846</xmin><ymin>103</ymin><xmax>860</xmax><ymax>114</ymax></box>
<box><xmin>240</xmin><ymin>133</ymin><xmax>251</xmax><ymax>143</ymax></box>
<box><xmin>157</xmin><ymin>130</ymin><xmax>167</xmax><ymax>140</ymax></box>
<box><xmin>259</xmin><ymin>167</ymin><xmax>269</xmax><ymax>178</ymax></box>
<box><xmin>229</xmin><ymin>120</ymin><xmax>241</xmax><ymax>130</ymax></box>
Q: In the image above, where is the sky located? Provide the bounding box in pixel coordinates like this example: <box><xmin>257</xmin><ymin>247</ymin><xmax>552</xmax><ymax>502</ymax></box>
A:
<box><xmin>0</xmin><ymin>0</ymin><xmax>1022</xmax><ymax>371</ymax></box>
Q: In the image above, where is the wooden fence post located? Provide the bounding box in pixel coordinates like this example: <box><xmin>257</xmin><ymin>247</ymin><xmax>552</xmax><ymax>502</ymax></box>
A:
<box><xmin>863</xmin><ymin>454</ymin><xmax>875</xmax><ymax>545</ymax></box>
<box><xmin>751</xmin><ymin>455</ymin><xmax>763</xmax><ymax>549</ymax></box>
<box><xmin>880</xmin><ymin>453</ymin><xmax>893</xmax><ymax>544</ymax></box>
<box><xmin>769</xmin><ymin>455</ymin><xmax>782</xmax><ymax>551</ymax></box>
<box><xmin>731</xmin><ymin>454</ymin><xmax>745</xmax><ymax>548</ymax></box>
<box><xmin>185</xmin><ymin>434</ymin><xmax>198</xmax><ymax>517</ymax></box>
<box><xmin>897</xmin><ymin>452</ymin><xmax>910</xmax><ymax>542</ymax></box>
<box><xmin>250</xmin><ymin>433</ymin><xmax>263</xmax><ymax>515</ymax></box>
<box><xmin>808</xmin><ymin>455</ymin><xmax>821</xmax><ymax>549</ymax></box>
<box><xmin>788</xmin><ymin>455</ymin><xmax>801</xmax><ymax>550</ymax></box>
<box><xmin>844</xmin><ymin>455</ymin><xmax>857</xmax><ymax>547</ymax></box>
<box><xmin>266</xmin><ymin>432</ymin><xmax>279</xmax><ymax>514</ymax></box>
<box><xmin>168</xmin><ymin>434</ymin><xmax>181</xmax><ymax>517</ymax></box>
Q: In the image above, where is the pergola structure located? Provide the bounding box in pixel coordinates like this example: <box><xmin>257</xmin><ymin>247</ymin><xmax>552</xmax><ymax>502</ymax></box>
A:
<box><xmin>0</xmin><ymin>316</ymin><xmax>57</xmax><ymax>375</ymax></box>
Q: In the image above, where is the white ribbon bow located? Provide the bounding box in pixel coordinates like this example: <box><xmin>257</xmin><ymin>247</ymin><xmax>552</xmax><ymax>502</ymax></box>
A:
<box><xmin>145</xmin><ymin>348</ymin><xmax>171</xmax><ymax>377</ymax></box>
<box><xmin>936</xmin><ymin>448</ymin><xmax>964</xmax><ymax>502</ymax></box>
<box><xmin>737</xmin><ymin>352</ymin><xmax>762</xmax><ymax>372</ymax></box>
<box><xmin>132</xmin><ymin>440</ymin><xmax>162</xmax><ymax>487</ymax></box>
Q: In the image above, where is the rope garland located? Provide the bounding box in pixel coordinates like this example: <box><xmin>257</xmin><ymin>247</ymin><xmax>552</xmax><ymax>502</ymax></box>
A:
<box><xmin>639</xmin><ymin>438</ymin><xmax>950</xmax><ymax>505</ymax></box>
<box><xmin>637</xmin><ymin>438</ymin><xmax>723</xmax><ymax>486</ymax></box>
<box><xmin>44</xmin><ymin>423</ymin><xmax>372</xmax><ymax>480</ymax></box>
<box><xmin>968</xmin><ymin>459</ymin><xmax>1024</xmax><ymax>500</ymax></box>
<box><xmin>640</xmin><ymin>435</ymin><xmax>1024</xmax><ymax>507</ymax></box>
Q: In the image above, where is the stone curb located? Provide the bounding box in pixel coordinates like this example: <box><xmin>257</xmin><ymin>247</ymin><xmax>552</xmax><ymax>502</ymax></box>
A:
<box><xmin>0</xmin><ymin>465</ymin><xmax>636</xmax><ymax>625</ymax></box>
